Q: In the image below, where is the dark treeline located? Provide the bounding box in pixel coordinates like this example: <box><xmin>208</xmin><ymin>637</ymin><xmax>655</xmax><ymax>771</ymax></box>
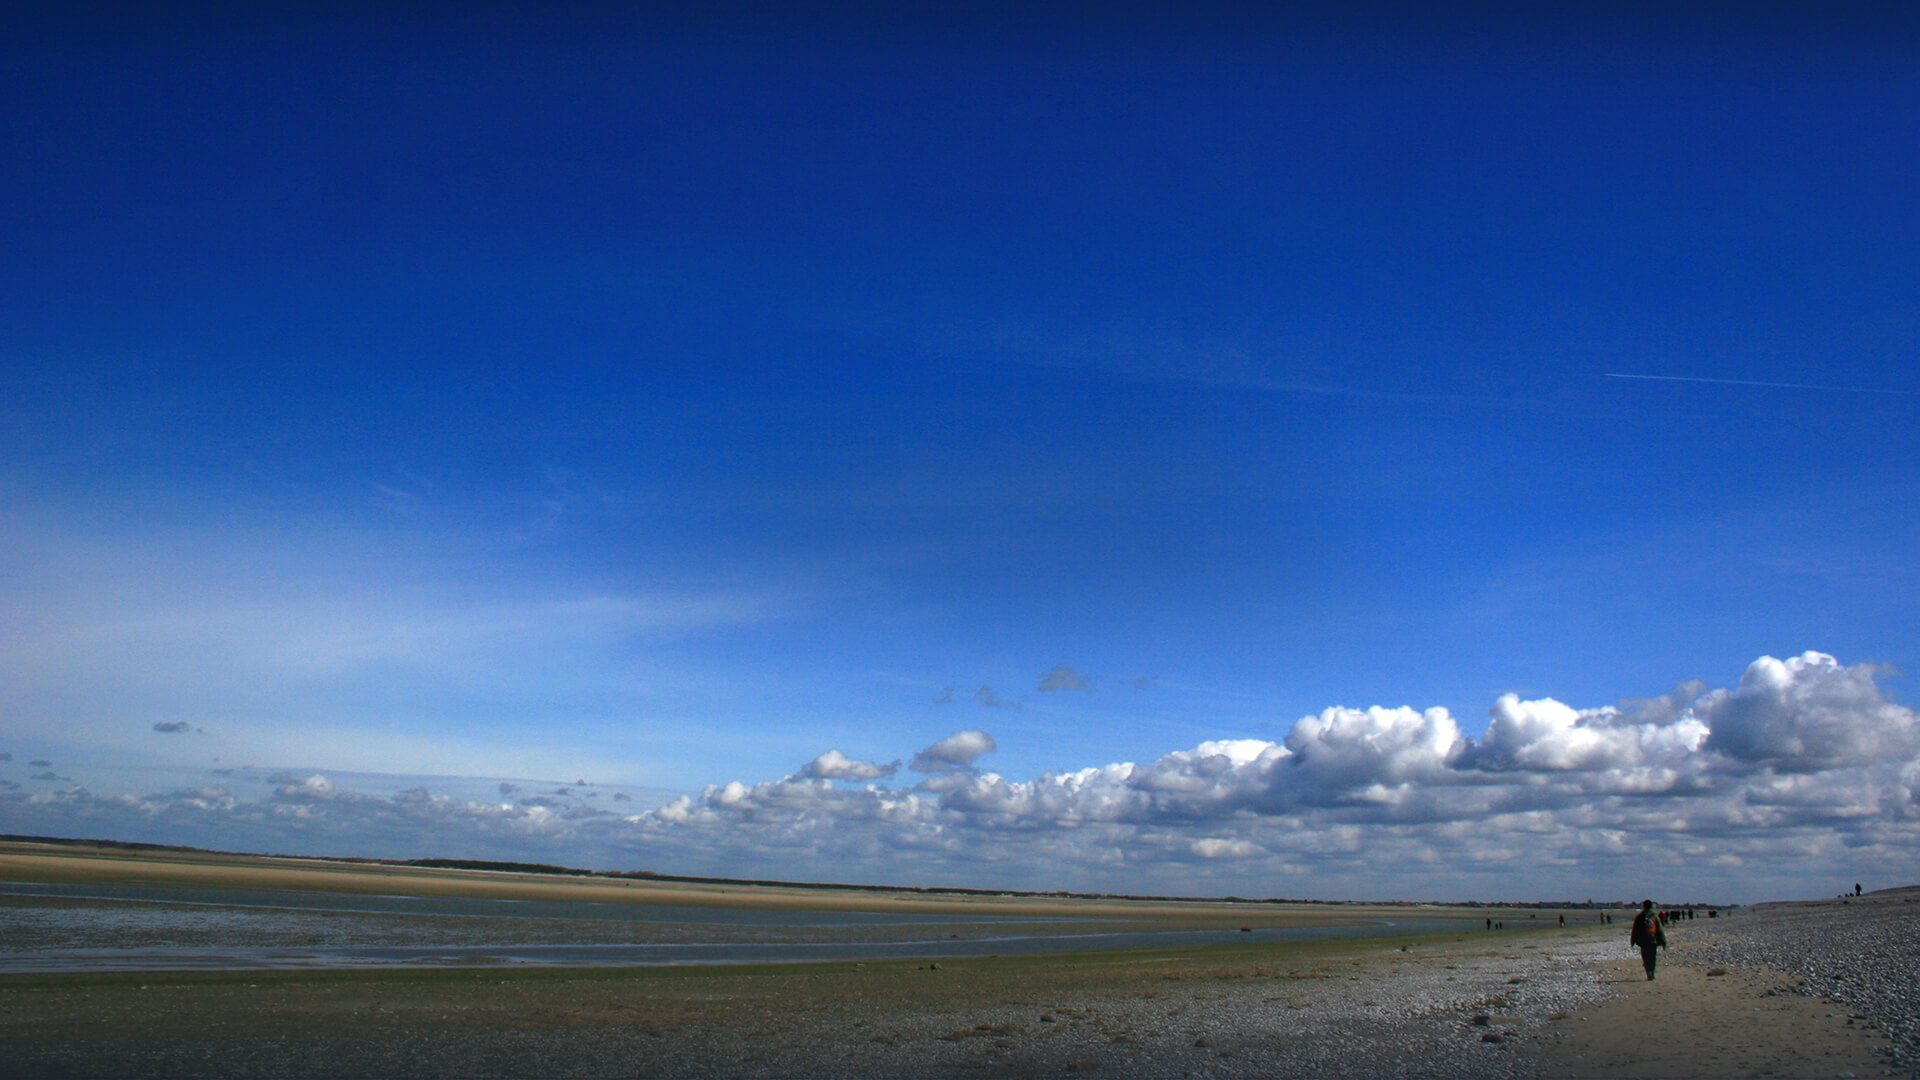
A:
<box><xmin>404</xmin><ymin>858</ymin><xmax>594</xmax><ymax>876</ymax></box>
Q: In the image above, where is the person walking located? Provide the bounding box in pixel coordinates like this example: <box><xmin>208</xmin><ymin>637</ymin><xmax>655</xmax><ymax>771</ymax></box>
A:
<box><xmin>1629</xmin><ymin>899</ymin><xmax>1666</xmax><ymax>980</ymax></box>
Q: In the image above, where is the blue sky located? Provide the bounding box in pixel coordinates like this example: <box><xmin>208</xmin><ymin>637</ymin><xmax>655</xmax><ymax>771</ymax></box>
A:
<box><xmin>4</xmin><ymin>3</ymin><xmax>1918</xmax><ymax>903</ymax></box>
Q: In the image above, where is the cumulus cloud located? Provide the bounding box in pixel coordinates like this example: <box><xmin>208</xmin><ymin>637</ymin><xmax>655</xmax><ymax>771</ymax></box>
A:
<box><xmin>1702</xmin><ymin>652</ymin><xmax>1919</xmax><ymax>771</ymax></box>
<box><xmin>1469</xmin><ymin>694</ymin><xmax>1708</xmax><ymax>773</ymax></box>
<box><xmin>1284</xmin><ymin>705</ymin><xmax>1465</xmax><ymax>793</ymax></box>
<box><xmin>620</xmin><ymin>652</ymin><xmax>1920</xmax><ymax>896</ymax></box>
<box><xmin>4</xmin><ymin>652</ymin><xmax>1915</xmax><ymax>901</ymax></box>
<box><xmin>909</xmin><ymin>730</ymin><xmax>997</xmax><ymax>773</ymax></box>
<box><xmin>802</xmin><ymin>750</ymin><xmax>900</xmax><ymax>781</ymax></box>
<box><xmin>1038</xmin><ymin>665</ymin><xmax>1092</xmax><ymax>692</ymax></box>
<box><xmin>152</xmin><ymin>721</ymin><xmax>191</xmax><ymax>734</ymax></box>
<box><xmin>275</xmin><ymin>773</ymin><xmax>346</xmax><ymax>800</ymax></box>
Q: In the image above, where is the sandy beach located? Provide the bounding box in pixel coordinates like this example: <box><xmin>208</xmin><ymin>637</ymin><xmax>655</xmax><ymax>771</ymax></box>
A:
<box><xmin>3</xmin><ymin>842</ymin><xmax>1912</xmax><ymax>1078</ymax></box>
<box><xmin>1533</xmin><ymin>950</ymin><xmax>1894</xmax><ymax>1079</ymax></box>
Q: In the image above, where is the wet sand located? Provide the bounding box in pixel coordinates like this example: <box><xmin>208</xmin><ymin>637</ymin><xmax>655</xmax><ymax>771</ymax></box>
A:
<box><xmin>0</xmin><ymin>931</ymin><xmax>1612</xmax><ymax>1078</ymax></box>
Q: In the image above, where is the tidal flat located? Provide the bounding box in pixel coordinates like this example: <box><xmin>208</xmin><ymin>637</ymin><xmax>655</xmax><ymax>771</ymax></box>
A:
<box><xmin>2</xmin><ymin>840</ymin><xmax>1909</xmax><ymax>1078</ymax></box>
<box><xmin>0</xmin><ymin>839</ymin><xmax>1521</xmax><ymax>973</ymax></box>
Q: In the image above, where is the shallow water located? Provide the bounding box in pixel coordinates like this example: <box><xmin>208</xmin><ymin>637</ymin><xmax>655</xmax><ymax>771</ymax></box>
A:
<box><xmin>0</xmin><ymin>880</ymin><xmax>1534</xmax><ymax>972</ymax></box>
<box><xmin>0</xmin><ymin>880</ymin><xmax>998</xmax><ymax>925</ymax></box>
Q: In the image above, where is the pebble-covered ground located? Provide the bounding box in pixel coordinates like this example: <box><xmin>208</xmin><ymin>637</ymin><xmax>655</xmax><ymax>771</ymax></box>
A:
<box><xmin>1681</xmin><ymin>888</ymin><xmax>1920</xmax><ymax>1080</ymax></box>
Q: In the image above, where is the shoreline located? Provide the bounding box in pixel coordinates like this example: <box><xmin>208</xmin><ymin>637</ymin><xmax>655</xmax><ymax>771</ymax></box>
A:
<box><xmin>0</xmin><ymin>842</ymin><xmax>1588</xmax><ymax>977</ymax></box>
<box><xmin>3</xmin><ymin>841</ymin><xmax>1911</xmax><ymax>1077</ymax></box>
<box><xmin>0</xmin><ymin>838</ymin><xmax>1589</xmax><ymax>930</ymax></box>
<box><xmin>0</xmin><ymin>837</ymin><xmax>1672</xmax><ymax>917</ymax></box>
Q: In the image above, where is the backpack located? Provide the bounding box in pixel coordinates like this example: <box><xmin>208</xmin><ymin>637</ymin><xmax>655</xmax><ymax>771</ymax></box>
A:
<box><xmin>1632</xmin><ymin>913</ymin><xmax>1655</xmax><ymax>945</ymax></box>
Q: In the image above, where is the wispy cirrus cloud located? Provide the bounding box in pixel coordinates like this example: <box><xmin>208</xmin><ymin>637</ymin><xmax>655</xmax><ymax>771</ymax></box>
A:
<box><xmin>0</xmin><ymin>513</ymin><xmax>812</xmax><ymax>785</ymax></box>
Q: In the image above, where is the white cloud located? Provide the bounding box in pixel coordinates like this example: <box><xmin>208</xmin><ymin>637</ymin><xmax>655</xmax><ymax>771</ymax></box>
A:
<box><xmin>5</xmin><ymin>652</ymin><xmax>1917</xmax><ymax>902</ymax></box>
<box><xmin>800</xmin><ymin>749</ymin><xmax>900</xmax><ymax>781</ymax></box>
<box><xmin>1190</xmin><ymin>837</ymin><xmax>1266</xmax><ymax>859</ymax></box>
<box><xmin>1701</xmin><ymin>652</ymin><xmax>1919</xmax><ymax>771</ymax></box>
<box><xmin>909</xmin><ymin>729</ymin><xmax>998</xmax><ymax>772</ymax></box>
<box><xmin>1283</xmin><ymin>705</ymin><xmax>1466</xmax><ymax>793</ymax></box>
<box><xmin>1471</xmin><ymin>694</ymin><xmax>1709</xmax><ymax>773</ymax></box>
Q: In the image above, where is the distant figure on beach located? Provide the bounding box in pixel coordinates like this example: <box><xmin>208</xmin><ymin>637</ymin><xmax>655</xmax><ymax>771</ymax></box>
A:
<box><xmin>1630</xmin><ymin>900</ymin><xmax>1666</xmax><ymax>980</ymax></box>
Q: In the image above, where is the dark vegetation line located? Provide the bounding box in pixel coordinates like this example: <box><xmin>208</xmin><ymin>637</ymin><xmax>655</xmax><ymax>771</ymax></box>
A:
<box><xmin>0</xmin><ymin>833</ymin><xmax>1711</xmax><ymax>909</ymax></box>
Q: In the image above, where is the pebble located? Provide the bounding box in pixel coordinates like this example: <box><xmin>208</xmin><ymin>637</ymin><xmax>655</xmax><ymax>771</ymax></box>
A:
<box><xmin>1683</xmin><ymin>893</ymin><xmax>1920</xmax><ymax>1080</ymax></box>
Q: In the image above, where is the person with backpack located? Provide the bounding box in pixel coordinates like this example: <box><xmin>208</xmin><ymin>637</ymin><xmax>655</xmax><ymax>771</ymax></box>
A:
<box><xmin>1629</xmin><ymin>899</ymin><xmax>1667</xmax><ymax>980</ymax></box>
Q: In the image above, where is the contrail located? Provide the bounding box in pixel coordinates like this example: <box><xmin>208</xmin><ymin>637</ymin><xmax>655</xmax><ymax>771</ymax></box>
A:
<box><xmin>1603</xmin><ymin>373</ymin><xmax>1912</xmax><ymax>395</ymax></box>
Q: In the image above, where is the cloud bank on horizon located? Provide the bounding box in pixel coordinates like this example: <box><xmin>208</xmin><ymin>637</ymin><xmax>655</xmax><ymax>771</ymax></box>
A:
<box><xmin>6</xmin><ymin>651</ymin><xmax>1914</xmax><ymax>903</ymax></box>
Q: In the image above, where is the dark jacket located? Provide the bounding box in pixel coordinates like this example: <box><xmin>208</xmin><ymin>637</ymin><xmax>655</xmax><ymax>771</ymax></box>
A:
<box><xmin>1629</xmin><ymin>912</ymin><xmax>1667</xmax><ymax>950</ymax></box>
